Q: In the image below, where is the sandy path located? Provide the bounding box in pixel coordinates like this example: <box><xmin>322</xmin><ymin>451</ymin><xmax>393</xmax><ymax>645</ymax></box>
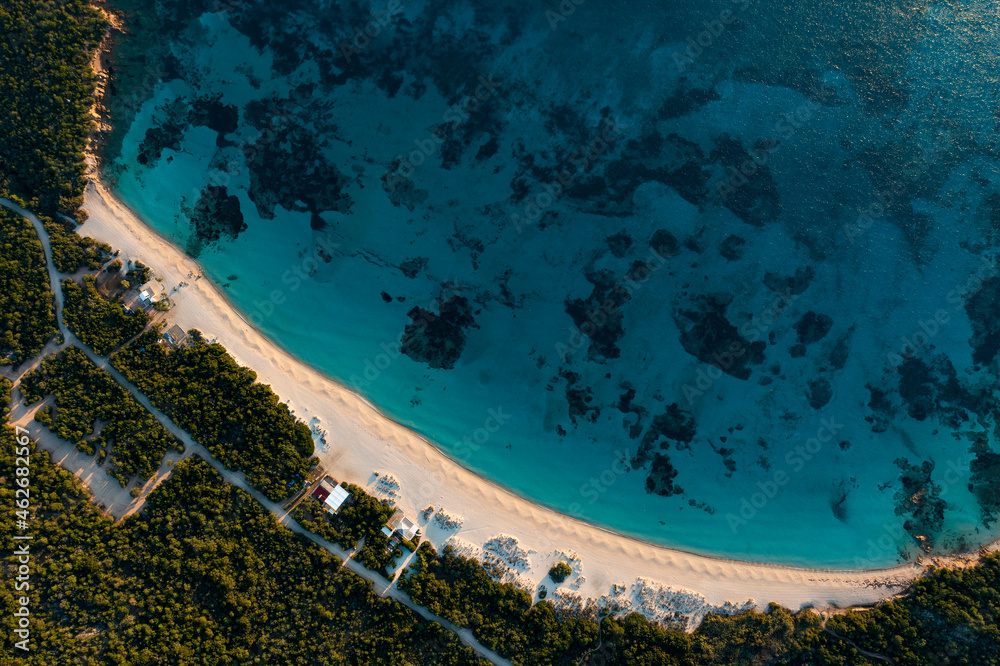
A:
<box><xmin>63</xmin><ymin>179</ymin><xmax>946</xmax><ymax>618</ymax></box>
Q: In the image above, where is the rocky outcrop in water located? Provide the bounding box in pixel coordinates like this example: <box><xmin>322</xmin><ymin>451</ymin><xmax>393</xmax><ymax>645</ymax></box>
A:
<box><xmin>793</xmin><ymin>311</ymin><xmax>833</xmax><ymax>345</ymax></box>
<box><xmin>970</xmin><ymin>451</ymin><xmax>1000</xmax><ymax>528</ymax></box>
<box><xmin>645</xmin><ymin>452</ymin><xmax>682</xmax><ymax>496</ymax></box>
<box><xmin>243</xmin><ymin>111</ymin><xmax>353</xmax><ymax>220</ymax></box>
<box><xmin>186</xmin><ymin>185</ymin><xmax>246</xmax><ymax>256</ymax></box>
<box><xmin>893</xmin><ymin>458</ymin><xmax>945</xmax><ymax>551</ymax></box>
<box><xmin>401</xmin><ymin>296</ymin><xmax>478</xmax><ymax>370</ymax></box>
<box><xmin>965</xmin><ymin>276</ymin><xmax>1000</xmax><ymax>366</ymax></box>
<box><xmin>674</xmin><ymin>293</ymin><xmax>765</xmax><ymax>380</ymax></box>
<box><xmin>565</xmin><ymin>269</ymin><xmax>631</xmax><ymax>360</ymax></box>
<box><xmin>137</xmin><ymin>121</ymin><xmax>184</xmax><ymax>165</ymax></box>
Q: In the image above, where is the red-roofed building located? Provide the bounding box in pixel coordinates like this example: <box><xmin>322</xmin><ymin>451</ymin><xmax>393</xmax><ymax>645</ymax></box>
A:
<box><xmin>312</xmin><ymin>482</ymin><xmax>331</xmax><ymax>503</ymax></box>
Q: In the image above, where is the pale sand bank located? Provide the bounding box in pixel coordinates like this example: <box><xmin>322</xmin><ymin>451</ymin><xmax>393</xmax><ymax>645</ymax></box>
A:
<box><xmin>76</xmin><ymin>175</ymin><xmax>951</xmax><ymax>623</ymax></box>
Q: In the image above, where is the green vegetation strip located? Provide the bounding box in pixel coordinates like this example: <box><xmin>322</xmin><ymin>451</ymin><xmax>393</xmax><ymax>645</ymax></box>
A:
<box><xmin>0</xmin><ymin>439</ymin><xmax>489</xmax><ymax>665</ymax></box>
<box><xmin>21</xmin><ymin>347</ymin><xmax>181</xmax><ymax>487</ymax></box>
<box><xmin>43</xmin><ymin>215</ymin><xmax>113</xmax><ymax>274</ymax></box>
<box><xmin>62</xmin><ymin>276</ymin><xmax>150</xmax><ymax>356</ymax></box>
<box><xmin>0</xmin><ymin>0</ymin><xmax>105</xmax><ymax>217</ymax></box>
<box><xmin>0</xmin><ymin>208</ymin><xmax>58</xmax><ymax>366</ymax></box>
<box><xmin>111</xmin><ymin>329</ymin><xmax>316</xmax><ymax>501</ymax></box>
<box><xmin>399</xmin><ymin>542</ymin><xmax>1000</xmax><ymax>665</ymax></box>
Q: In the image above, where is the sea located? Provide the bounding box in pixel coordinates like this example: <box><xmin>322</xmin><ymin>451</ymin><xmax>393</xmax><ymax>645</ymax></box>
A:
<box><xmin>102</xmin><ymin>0</ymin><xmax>1000</xmax><ymax>567</ymax></box>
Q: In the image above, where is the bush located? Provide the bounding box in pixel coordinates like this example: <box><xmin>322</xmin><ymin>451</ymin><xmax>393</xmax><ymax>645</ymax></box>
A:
<box><xmin>548</xmin><ymin>561</ymin><xmax>572</xmax><ymax>584</ymax></box>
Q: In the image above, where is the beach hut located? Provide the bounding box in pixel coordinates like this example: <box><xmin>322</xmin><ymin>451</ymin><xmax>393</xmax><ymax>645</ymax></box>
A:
<box><xmin>324</xmin><ymin>484</ymin><xmax>351</xmax><ymax>513</ymax></box>
<box><xmin>310</xmin><ymin>478</ymin><xmax>350</xmax><ymax>513</ymax></box>
<box><xmin>387</xmin><ymin>509</ymin><xmax>419</xmax><ymax>541</ymax></box>
<box><xmin>163</xmin><ymin>324</ymin><xmax>188</xmax><ymax>347</ymax></box>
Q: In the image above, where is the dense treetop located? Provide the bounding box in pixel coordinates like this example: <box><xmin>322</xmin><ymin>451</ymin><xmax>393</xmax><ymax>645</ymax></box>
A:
<box><xmin>0</xmin><ymin>0</ymin><xmax>105</xmax><ymax>216</ymax></box>
<box><xmin>62</xmin><ymin>275</ymin><xmax>150</xmax><ymax>356</ymax></box>
<box><xmin>21</xmin><ymin>346</ymin><xmax>181</xmax><ymax>486</ymax></box>
<box><xmin>0</xmin><ymin>207</ymin><xmax>58</xmax><ymax>366</ymax></box>
<box><xmin>112</xmin><ymin>328</ymin><xmax>316</xmax><ymax>500</ymax></box>
<box><xmin>0</xmin><ymin>443</ymin><xmax>488</xmax><ymax>665</ymax></box>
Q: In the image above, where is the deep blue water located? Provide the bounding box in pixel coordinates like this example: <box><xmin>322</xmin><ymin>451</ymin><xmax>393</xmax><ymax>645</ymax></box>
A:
<box><xmin>105</xmin><ymin>0</ymin><xmax>1000</xmax><ymax>566</ymax></box>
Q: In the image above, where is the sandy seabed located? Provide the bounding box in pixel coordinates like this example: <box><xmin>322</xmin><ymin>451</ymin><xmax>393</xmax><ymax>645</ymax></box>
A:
<box><xmin>74</xmin><ymin>174</ymin><xmax>955</xmax><ymax>624</ymax></box>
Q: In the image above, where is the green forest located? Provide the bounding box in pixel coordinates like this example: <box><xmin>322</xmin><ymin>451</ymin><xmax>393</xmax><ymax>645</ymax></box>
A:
<box><xmin>111</xmin><ymin>329</ymin><xmax>316</xmax><ymax>500</ymax></box>
<box><xmin>43</xmin><ymin>214</ymin><xmax>113</xmax><ymax>274</ymax></box>
<box><xmin>0</xmin><ymin>441</ymin><xmax>489</xmax><ymax>665</ymax></box>
<box><xmin>0</xmin><ymin>208</ymin><xmax>58</xmax><ymax>366</ymax></box>
<box><xmin>20</xmin><ymin>346</ymin><xmax>181</xmax><ymax>486</ymax></box>
<box><xmin>0</xmin><ymin>0</ymin><xmax>105</xmax><ymax>217</ymax></box>
<box><xmin>62</xmin><ymin>275</ymin><xmax>150</xmax><ymax>355</ymax></box>
<box><xmin>4</xmin><ymin>410</ymin><xmax>1000</xmax><ymax>665</ymax></box>
<box><xmin>295</xmin><ymin>483</ymin><xmax>402</xmax><ymax>576</ymax></box>
<box><xmin>399</xmin><ymin>542</ymin><xmax>1000</xmax><ymax>665</ymax></box>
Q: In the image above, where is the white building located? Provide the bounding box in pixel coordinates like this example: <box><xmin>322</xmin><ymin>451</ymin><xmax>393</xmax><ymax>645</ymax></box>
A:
<box><xmin>387</xmin><ymin>510</ymin><xmax>419</xmax><ymax>541</ymax></box>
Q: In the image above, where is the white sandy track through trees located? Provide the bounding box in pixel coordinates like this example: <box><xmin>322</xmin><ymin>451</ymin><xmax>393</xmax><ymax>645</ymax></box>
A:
<box><xmin>0</xmin><ymin>197</ymin><xmax>512</xmax><ymax>666</ymax></box>
<box><xmin>63</xmin><ymin>180</ymin><xmax>940</xmax><ymax>617</ymax></box>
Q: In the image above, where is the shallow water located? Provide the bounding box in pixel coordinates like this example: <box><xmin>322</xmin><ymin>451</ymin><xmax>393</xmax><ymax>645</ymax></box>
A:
<box><xmin>104</xmin><ymin>0</ymin><xmax>1000</xmax><ymax>567</ymax></box>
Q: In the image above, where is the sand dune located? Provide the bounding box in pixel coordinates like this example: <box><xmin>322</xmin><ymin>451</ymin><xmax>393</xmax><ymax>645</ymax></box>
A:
<box><xmin>76</xmin><ymin>174</ymin><xmax>946</xmax><ymax>622</ymax></box>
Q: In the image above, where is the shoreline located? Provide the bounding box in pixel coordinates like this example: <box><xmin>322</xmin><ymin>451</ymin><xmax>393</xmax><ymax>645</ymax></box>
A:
<box><xmin>77</xmin><ymin>171</ymin><xmax>946</xmax><ymax>619</ymax></box>
<box><xmin>71</xmin><ymin>2</ymin><xmax>985</xmax><ymax>619</ymax></box>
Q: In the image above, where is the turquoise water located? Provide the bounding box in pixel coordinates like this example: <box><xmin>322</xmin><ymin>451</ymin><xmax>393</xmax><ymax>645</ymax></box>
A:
<box><xmin>104</xmin><ymin>0</ymin><xmax>1000</xmax><ymax>567</ymax></box>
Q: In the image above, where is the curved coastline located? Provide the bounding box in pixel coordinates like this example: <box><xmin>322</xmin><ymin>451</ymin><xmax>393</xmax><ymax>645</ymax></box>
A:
<box><xmin>73</xmin><ymin>168</ymin><xmax>965</xmax><ymax>614</ymax></box>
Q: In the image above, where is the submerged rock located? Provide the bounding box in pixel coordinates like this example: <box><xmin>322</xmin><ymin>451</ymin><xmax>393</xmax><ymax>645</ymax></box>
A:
<box><xmin>137</xmin><ymin>121</ymin><xmax>184</xmax><ymax>165</ymax></box>
<box><xmin>400</xmin><ymin>296</ymin><xmax>478</xmax><ymax>370</ymax></box>
<box><xmin>606</xmin><ymin>231</ymin><xmax>632</xmax><ymax>258</ymax></box>
<box><xmin>763</xmin><ymin>267</ymin><xmax>814</xmax><ymax>296</ymax></box>
<box><xmin>645</xmin><ymin>452</ymin><xmax>683</xmax><ymax>496</ymax></box>
<box><xmin>893</xmin><ymin>458</ymin><xmax>945</xmax><ymax>550</ymax></box>
<box><xmin>709</xmin><ymin>134</ymin><xmax>782</xmax><ymax>227</ymax></box>
<box><xmin>793</xmin><ymin>311</ymin><xmax>833</xmax><ymax>345</ymax></box>
<box><xmin>650</xmin><ymin>229</ymin><xmax>681</xmax><ymax>258</ymax></box>
<box><xmin>718</xmin><ymin>234</ymin><xmax>746</xmax><ymax>261</ymax></box>
<box><xmin>807</xmin><ymin>377</ymin><xmax>832</xmax><ymax>409</ymax></box>
<box><xmin>559</xmin><ymin>369</ymin><xmax>600</xmax><ymax>425</ymax></box>
<box><xmin>186</xmin><ymin>185</ymin><xmax>246</xmax><ymax>256</ymax></box>
<box><xmin>565</xmin><ymin>269</ymin><xmax>631</xmax><ymax>359</ymax></box>
<box><xmin>674</xmin><ymin>293</ymin><xmax>766</xmax><ymax>380</ymax></box>
<box><xmin>970</xmin><ymin>451</ymin><xmax>1000</xmax><ymax>527</ymax></box>
<box><xmin>964</xmin><ymin>276</ymin><xmax>1000</xmax><ymax>366</ymax></box>
<box><xmin>896</xmin><ymin>354</ymin><xmax>965</xmax><ymax>426</ymax></box>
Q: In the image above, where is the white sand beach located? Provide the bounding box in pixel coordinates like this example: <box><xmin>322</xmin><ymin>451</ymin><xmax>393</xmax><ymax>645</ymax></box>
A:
<box><xmin>69</xmin><ymin>173</ymin><xmax>969</xmax><ymax>623</ymax></box>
